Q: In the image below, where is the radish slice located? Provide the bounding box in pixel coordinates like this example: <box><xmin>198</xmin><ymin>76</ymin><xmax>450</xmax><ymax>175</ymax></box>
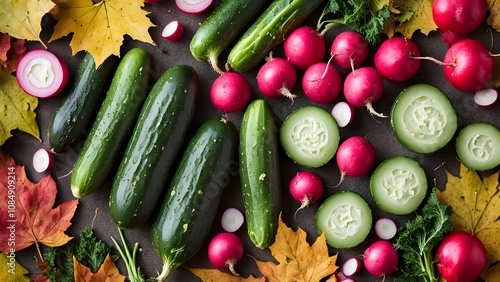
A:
<box><xmin>341</xmin><ymin>278</ymin><xmax>356</xmax><ymax>282</ymax></box>
<box><xmin>175</xmin><ymin>0</ymin><xmax>213</xmax><ymax>14</ymax></box>
<box><xmin>16</xmin><ymin>49</ymin><xmax>69</xmax><ymax>98</ymax></box>
<box><xmin>221</xmin><ymin>207</ymin><xmax>244</xmax><ymax>233</ymax></box>
<box><xmin>162</xmin><ymin>21</ymin><xmax>184</xmax><ymax>41</ymax></box>
<box><xmin>144</xmin><ymin>0</ymin><xmax>161</xmax><ymax>3</ymax></box>
<box><xmin>32</xmin><ymin>148</ymin><xmax>54</xmax><ymax>173</ymax></box>
<box><xmin>331</xmin><ymin>101</ymin><xmax>356</xmax><ymax>127</ymax></box>
<box><xmin>474</xmin><ymin>88</ymin><xmax>498</xmax><ymax>107</ymax></box>
<box><xmin>374</xmin><ymin>217</ymin><xmax>397</xmax><ymax>240</ymax></box>
<box><xmin>342</xmin><ymin>257</ymin><xmax>363</xmax><ymax>277</ymax></box>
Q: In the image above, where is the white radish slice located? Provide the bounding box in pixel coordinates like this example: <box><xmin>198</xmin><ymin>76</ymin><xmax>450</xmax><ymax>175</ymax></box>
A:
<box><xmin>342</xmin><ymin>257</ymin><xmax>363</xmax><ymax>277</ymax></box>
<box><xmin>32</xmin><ymin>148</ymin><xmax>54</xmax><ymax>173</ymax></box>
<box><xmin>331</xmin><ymin>101</ymin><xmax>356</xmax><ymax>127</ymax></box>
<box><xmin>16</xmin><ymin>49</ymin><xmax>69</xmax><ymax>98</ymax></box>
<box><xmin>374</xmin><ymin>217</ymin><xmax>397</xmax><ymax>240</ymax></box>
<box><xmin>474</xmin><ymin>88</ymin><xmax>498</xmax><ymax>108</ymax></box>
<box><xmin>175</xmin><ymin>0</ymin><xmax>213</xmax><ymax>14</ymax></box>
<box><xmin>162</xmin><ymin>21</ymin><xmax>184</xmax><ymax>41</ymax></box>
<box><xmin>341</xmin><ymin>279</ymin><xmax>356</xmax><ymax>282</ymax></box>
<box><xmin>221</xmin><ymin>207</ymin><xmax>244</xmax><ymax>233</ymax></box>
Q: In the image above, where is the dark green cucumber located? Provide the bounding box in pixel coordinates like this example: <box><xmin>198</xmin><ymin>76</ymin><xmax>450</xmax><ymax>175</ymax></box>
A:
<box><xmin>239</xmin><ymin>99</ymin><xmax>281</xmax><ymax>249</ymax></box>
<box><xmin>227</xmin><ymin>0</ymin><xmax>324</xmax><ymax>72</ymax></box>
<box><xmin>70</xmin><ymin>47</ymin><xmax>151</xmax><ymax>198</ymax></box>
<box><xmin>109</xmin><ymin>65</ymin><xmax>198</xmax><ymax>229</ymax></box>
<box><xmin>48</xmin><ymin>52</ymin><xmax>116</xmax><ymax>152</ymax></box>
<box><xmin>151</xmin><ymin>117</ymin><xmax>238</xmax><ymax>281</ymax></box>
<box><xmin>189</xmin><ymin>0</ymin><xmax>267</xmax><ymax>72</ymax></box>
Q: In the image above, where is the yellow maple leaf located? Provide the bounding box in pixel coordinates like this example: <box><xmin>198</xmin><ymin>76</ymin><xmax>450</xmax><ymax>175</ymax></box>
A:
<box><xmin>393</xmin><ymin>0</ymin><xmax>437</xmax><ymax>38</ymax></box>
<box><xmin>74</xmin><ymin>254</ymin><xmax>126</xmax><ymax>282</ymax></box>
<box><xmin>436</xmin><ymin>163</ymin><xmax>500</xmax><ymax>281</ymax></box>
<box><xmin>486</xmin><ymin>0</ymin><xmax>500</xmax><ymax>31</ymax></box>
<box><xmin>186</xmin><ymin>268</ymin><xmax>265</xmax><ymax>282</ymax></box>
<box><xmin>49</xmin><ymin>0</ymin><xmax>156</xmax><ymax>68</ymax></box>
<box><xmin>0</xmin><ymin>253</ymin><xmax>30</xmax><ymax>282</ymax></box>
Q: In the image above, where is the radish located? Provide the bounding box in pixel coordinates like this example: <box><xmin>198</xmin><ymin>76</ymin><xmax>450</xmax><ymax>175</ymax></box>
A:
<box><xmin>474</xmin><ymin>88</ymin><xmax>498</xmax><ymax>107</ymax></box>
<box><xmin>335</xmin><ymin>136</ymin><xmax>376</xmax><ymax>186</ymax></box>
<box><xmin>302</xmin><ymin>62</ymin><xmax>342</xmax><ymax>104</ymax></box>
<box><xmin>221</xmin><ymin>207</ymin><xmax>244</xmax><ymax>233</ymax></box>
<box><xmin>210</xmin><ymin>72</ymin><xmax>252</xmax><ymax>113</ymax></box>
<box><xmin>331</xmin><ymin>101</ymin><xmax>356</xmax><ymax>127</ymax></box>
<box><xmin>144</xmin><ymin>0</ymin><xmax>162</xmax><ymax>3</ymax></box>
<box><xmin>283</xmin><ymin>26</ymin><xmax>326</xmax><ymax>70</ymax></box>
<box><xmin>32</xmin><ymin>148</ymin><xmax>54</xmax><ymax>173</ymax></box>
<box><xmin>16</xmin><ymin>49</ymin><xmax>69</xmax><ymax>98</ymax></box>
<box><xmin>256</xmin><ymin>54</ymin><xmax>297</xmax><ymax>100</ymax></box>
<box><xmin>342</xmin><ymin>257</ymin><xmax>363</xmax><ymax>277</ymax></box>
<box><xmin>440</xmin><ymin>29</ymin><xmax>468</xmax><ymax>47</ymax></box>
<box><xmin>162</xmin><ymin>20</ymin><xmax>184</xmax><ymax>41</ymax></box>
<box><xmin>207</xmin><ymin>232</ymin><xmax>244</xmax><ymax>276</ymax></box>
<box><xmin>374</xmin><ymin>37</ymin><xmax>421</xmax><ymax>83</ymax></box>
<box><xmin>175</xmin><ymin>0</ymin><xmax>213</xmax><ymax>14</ymax></box>
<box><xmin>363</xmin><ymin>240</ymin><xmax>399</xmax><ymax>277</ymax></box>
<box><xmin>289</xmin><ymin>171</ymin><xmax>323</xmax><ymax>218</ymax></box>
<box><xmin>374</xmin><ymin>217</ymin><xmax>397</xmax><ymax>240</ymax></box>
<box><xmin>343</xmin><ymin>66</ymin><xmax>386</xmax><ymax>118</ymax></box>
<box><xmin>330</xmin><ymin>31</ymin><xmax>369</xmax><ymax>69</ymax></box>
<box><xmin>432</xmin><ymin>0</ymin><xmax>486</xmax><ymax>35</ymax></box>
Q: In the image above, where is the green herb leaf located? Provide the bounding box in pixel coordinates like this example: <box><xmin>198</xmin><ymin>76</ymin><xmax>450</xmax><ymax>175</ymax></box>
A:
<box><xmin>76</xmin><ymin>227</ymin><xmax>112</xmax><ymax>273</ymax></box>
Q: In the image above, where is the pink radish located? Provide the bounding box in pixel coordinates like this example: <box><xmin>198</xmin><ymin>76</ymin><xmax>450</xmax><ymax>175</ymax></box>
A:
<box><xmin>440</xmin><ymin>29</ymin><xmax>468</xmax><ymax>47</ymax></box>
<box><xmin>302</xmin><ymin>62</ymin><xmax>342</xmax><ymax>104</ymax></box>
<box><xmin>256</xmin><ymin>54</ymin><xmax>297</xmax><ymax>100</ymax></box>
<box><xmin>432</xmin><ymin>0</ymin><xmax>486</xmax><ymax>35</ymax></box>
<box><xmin>207</xmin><ymin>232</ymin><xmax>244</xmax><ymax>276</ymax></box>
<box><xmin>363</xmin><ymin>240</ymin><xmax>399</xmax><ymax>277</ymax></box>
<box><xmin>289</xmin><ymin>171</ymin><xmax>323</xmax><ymax>218</ymax></box>
<box><xmin>474</xmin><ymin>88</ymin><xmax>498</xmax><ymax>107</ymax></box>
<box><xmin>144</xmin><ymin>0</ymin><xmax>161</xmax><ymax>3</ymax></box>
<box><xmin>221</xmin><ymin>207</ymin><xmax>245</xmax><ymax>233</ymax></box>
<box><xmin>330</xmin><ymin>31</ymin><xmax>369</xmax><ymax>69</ymax></box>
<box><xmin>162</xmin><ymin>20</ymin><xmax>184</xmax><ymax>41</ymax></box>
<box><xmin>210</xmin><ymin>72</ymin><xmax>252</xmax><ymax>113</ymax></box>
<box><xmin>32</xmin><ymin>148</ymin><xmax>54</xmax><ymax>173</ymax></box>
<box><xmin>331</xmin><ymin>101</ymin><xmax>356</xmax><ymax>127</ymax></box>
<box><xmin>343</xmin><ymin>66</ymin><xmax>386</xmax><ymax>118</ymax></box>
<box><xmin>342</xmin><ymin>257</ymin><xmax>363</xmax><ymax>277</ymax></box>
<box><xmin>175</xmin><ymin>0</ymin><xmax>213</xmax><ymax>14</ymax></box>
<box><xmin>283</xmin><ymin>26</ymin><xmax>326</xmax><ymax>70</ymax></box>
<box><xmin>335</xmin><ymin>136</ymin><xmax>376</xmax><ymax>186</ymax></box>
<box><xmin>374</xmin><ymin>37</ymin><xmax>421</xmax><ymax>82</ymax></box>
<box><xmin>16</xmin><ymin>49</ymin><xmax>69</xmax><ymax>98</ymax></box>
<box><xmin>374</xmin><ymin>217</ymin><xmax>397</xmax><ymax>240</ymax></box>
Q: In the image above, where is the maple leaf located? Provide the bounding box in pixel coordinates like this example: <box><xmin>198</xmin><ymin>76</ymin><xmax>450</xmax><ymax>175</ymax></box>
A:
<box><xmin>49</xmin><ymin>0</ymin><xmax>156</xmax><ymax>68</ymax></box>
<box><xmin>0</xmin><ymin>33</ymin><xmax>27</xmax><ymax>73</ymax></box>
<box><xmin>436</xmin><ymin>163</ymin><xmax>500</xmax><ymax>281</ymax></box>
<box><xmin>0</xmin><ymin>253</ymin><xmax>30</xmax><ymax>281</ymax></box>
<box><xmin>486</xmin><ymin>0</ymin><xmax>500</xmax><ymax>31</ymax></box>
<box><xmin>0</xmin><ymin>67</ymin><xmax>40</xmax><ymax>146</ymax></box>
<box><xmin>74</xmin><ymin>254</ymin><xmax>126</xmax><ymax>282</ymax></box>
<box><xmin>383</xmin><ymin>0</ymin><xmax>437</xmax><ymax>38</ymax></box>
<box><xmin>0</xmin><ymin>150</ymin><xmax>79</xmax><ymax>258</ymax></box>
<box><xmin>187</xmin><ymin>268</ymin><xmax>265</xmax><ymax>282</ymax></box>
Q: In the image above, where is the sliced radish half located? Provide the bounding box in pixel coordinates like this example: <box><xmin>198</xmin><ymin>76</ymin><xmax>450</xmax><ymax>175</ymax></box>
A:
<box><xmin>175</xmin><ymin>0</ymin><xmax>213</xmax><ymax>14</ymax></box>
<box><xmin>162</xmin><ymin>21</ymin><xmax>184</xmax><ymax>41</ymax></box>
<box><xmin>33</xmin><ymin>148</ymin><xmax>54</xmax><ymax>173</ymax></box>
<box><xmin>474</xmin><ymin>88</ymin><xmax>498</xmax><ymax>108</ymax></box>
<box><xmin>16</xmin><ymin>49</ymin><xmax>69</xmax><ymax>98</ymax></box>
<box><xmin>342</xmin><ymin>257</ymin><xmax>363</xmax><ymax>277</ymax></box>
<box><xmin>221</xmin><ymin>207</ymin><xmax>245</xmax><ymax>233</ymax></box>
<box><xmin>331</xmin><ymin>101</ymin><xmax>356</xmax><ymax>127</ymax></box>
<box><xmin>374</xmin><ymin>217</ymin><xmax>397</xmax><ymax>240</ymax></box>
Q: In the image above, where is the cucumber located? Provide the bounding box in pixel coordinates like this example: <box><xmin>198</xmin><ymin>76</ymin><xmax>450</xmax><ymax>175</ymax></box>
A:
<box><xmin>189</xmin><ymin>0</ymin><xmax>267</xmax><ymax>72</ymax></box>
<box><xmin>48</xmin><ymin>52</ymin><xmax>116</xmax><ymax>152</ymax></box>
<box><xmin>227</xmin><ymin>0</ymin><xmax>324</xmax><ymax>72</ymax></box>
<box><xmin>239</xmin><ymin>99</ymin><xmax>281</xmax><ymax>249</ymax></box>
<box><xmin>456</xmin><ymin>122</ymin><xmax>500</xmax><ymax>171</ymax></box>
<box><xmin>151</xmin><ymin>117</ymin><xmax>238</xmax><ymax>281</ymax></box>
<box><xmin>70</xmin><ymin>47</ymin><xmax>151</xmax><ymax>198</ymax></box>
<box><xmin>109</xmin><ymin>65</ymin><xmax>198</xmax><ymax>229</ymax></box>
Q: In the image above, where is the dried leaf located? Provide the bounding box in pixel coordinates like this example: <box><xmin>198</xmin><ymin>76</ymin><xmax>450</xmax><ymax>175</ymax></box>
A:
<box><xmin>0</xmin><ymin>253</ymin><xmax>30</xmax><ymax>281</ymax></box>
<box><xmin>383</xmin><ymin>0</ymin><xmax>437</xmax><ymax>38</ymax></box>
<box><xmin>187</xmin><ymin>268</ymin><xmax>265</xmax><ymax>282</ymax></box>
<box><xmin>0</xmin><ymin>33</ymin><xmax>26</xmax><ymax>73</ymax></box>
<box><xmin>487</xmin><ymin>0</ymin><xmax>500</xmax><ymax>31</ymax></box>
<box><xmin>74</xmin><ymin>254</ymin><xmax>126</xmax><ymax>282</ymax></box>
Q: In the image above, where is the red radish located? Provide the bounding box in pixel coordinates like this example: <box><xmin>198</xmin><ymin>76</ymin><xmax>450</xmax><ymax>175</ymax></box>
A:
<box><xmin>363</xmin><ymin>240</ymin><xmax>399</xmax><ymax>277</ymax></box>
<box><xmin>256</xmin><ymin>54</ymin><xmax>297</xmax><ymax>100</ymax></box>
<box><xmin>210</xmin><ymin>72</ymin><xmax>252</xmax><ymax>113</ymax></box>
<box><xmin>302</xmin><ymin>62</ymin><xmax>342</xmax><ymax>104</ymax></box>
<box><xmin>144</xmin><ymin>0</ymin><xmax>161</xmax><ymax>3</ymax></box>
<box><xmin>343</xmin><ymin>66</ymin><xmax>386</xmax><ymax>118</ymax></box>
<box><xmin>374</xmin><ymin>37</ymin><xmax>421</xmax><ymax>82</ymax></box>
<box><xmin>335</xmin><ymin>136</ymin><xmax>376</xmax><ymax>186</ymax></box>
<box><xmin>374</xmin><ymin>217</ymin><xmax>397</xmax><ymax>240</ymax></box>
<box><xmin>330</xmin><ymin>31</ymin><xmax>369</xmax><ymax>69</ymax></box>
<box><xmin>221</xmin><ymin>207</ymin><xmax>244</xmax><ymax>233</ymax></box>
<box><xmin>16</xmin><ymin>49</ymin><xmax>69</xmax><ymax>98</ymax></box>
<box><xmin>162</xmin><ymin>20</ymin><xmax>184</xmax><ymax>41</ymax></box>
<box><xmin>342</xmin><ymin>257</ymin><xmax>363</xmax><ymax>277</ymax></box>
<box><xmin>207</xmin><ymin>232</ymin><xmax>244</xmax><ymax>276</ymax></box>
<box><xmin>435</xmin><ymin>230</ymin><xmax>487</xmax><ymax>282</ymax></box>
<box><xmin>432</xmin><ymin>0</ymin><xmax>486</xmax><ymax>35</ymax></box>
<box><xmin>340</xmin><ymin>279</ymin><xmax>356</xmax><ymax>282</ymax></box>
<box><xmin>32</xmin><ymin>148</ymin><xmax>54</xmax><ymax>173</ymax></box>
<box><xmin>289</xmin><ymin>171</ymin><xmax>323</xmax><ymax>218</ymax></box>
<box><xmin>284</xmin><ymin>26</ymin><xmax>326</xmax><ymax>70</ymax></box>
<box><xmin>175</xmin><ymin>0</ymin><xmax>213</xmax><ymax>14</ymax></box>
<box><xmin>440</xmin><ymin>29</ymin><xmax>468</xmax><ymax>47</ymax></box>
<box><xmin>331</xmin><ymin>101</ymin><xmax>356</xmax><ymax>127</ymax></box>
<box><xmin>474</xmin><ymin>88</ymin><xmax>498</xmax><ymax>107</ymax></box>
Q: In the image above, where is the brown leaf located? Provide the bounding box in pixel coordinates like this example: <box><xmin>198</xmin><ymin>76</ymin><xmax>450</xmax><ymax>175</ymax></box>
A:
<box><xmin>0</xmin><ymin>33</ymin><xmax>26</xmax><ymax>73</ymax></box>
<box><xmin>487</xmin><ymin>0</ymin><xmax>500</xmax><ymax>31</ymax></box>
<box><xmin>187</xmin><ymin>267</ymin><xmax>265</xmax><ymax>282</ymax></box>
<box><xmin>74</xmin><ymin>254</ymin><xmax>126</xmax><ymax>282</ymax></box>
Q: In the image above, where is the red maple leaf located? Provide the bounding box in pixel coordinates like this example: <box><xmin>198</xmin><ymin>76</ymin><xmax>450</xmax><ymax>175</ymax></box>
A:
<box><xmin>0</xmin><ymin>33</ymin><xmax>26</xmax><ymax>73</ymax></box>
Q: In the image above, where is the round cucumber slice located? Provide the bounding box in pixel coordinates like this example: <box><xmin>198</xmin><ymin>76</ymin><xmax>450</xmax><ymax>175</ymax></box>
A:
<box><xmin>370</xmin><ymin>156</ymin><xmax>428</xmax><ymax>215</ymax></box>
<box><xmin>316</xmin><ymin>191</ymin><xmax>372</xmax><ymax>249</ymax></box>
<box><xmin>390</xmin><ymin>83</ymin><xmax>457</xmax><ymax>154</ymax></box>
<box><xmin>456</xmin><ymin>122</ymin><xmax>500</xmax><ymax>171</ymax></box>
<box><xmin>280</xmin><ymin>105</ymin><xmax>340</xmax><ymax>168</ymax></box>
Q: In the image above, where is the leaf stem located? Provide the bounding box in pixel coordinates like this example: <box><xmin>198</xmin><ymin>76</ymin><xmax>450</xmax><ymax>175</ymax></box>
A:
<box><xmin>111</xmin><ymin>228</ymin><xmax>150</xmax><ymax>282</ymax></box>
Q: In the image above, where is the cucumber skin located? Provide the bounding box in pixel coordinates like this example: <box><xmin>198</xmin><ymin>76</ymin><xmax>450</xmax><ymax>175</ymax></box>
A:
<box><xmin>227</xmin><ymin>0</ymin><xmax>324</xmax><ymax>72</ymax></box>
<box><xmin>151</xmin><ymin>117</ymin><xmax>238</xmax><ymax>280</ymax></box>
<box><xmin>239</xmin><ymin>99</ymin><xmax>281</xmax><ymax>249</ymax></box>
<box><xmin>109</xmin><ymin>65</ymin><xmax>198</xmax><ymax>229</ymax></box>
<box><xmin>70</xmin><ymin>47</ymin><xmax>151</xmax><ymax>198</ymax></box>
<box><xmin>48</xmin><ymin>52</ymin><xmax>116</xmax><ymax>152</ymax></box>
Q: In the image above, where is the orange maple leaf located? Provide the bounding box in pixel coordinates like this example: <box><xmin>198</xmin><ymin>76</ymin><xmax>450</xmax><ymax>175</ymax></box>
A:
<box><xmin>0</xmin><ymin>150</ymin><xmax>78</xmax><ymax>258</ymax></box>
<box><xmin>74</xmin><ymin>254</ymin><xmax>126</xmax><ymax>282</ymax></box>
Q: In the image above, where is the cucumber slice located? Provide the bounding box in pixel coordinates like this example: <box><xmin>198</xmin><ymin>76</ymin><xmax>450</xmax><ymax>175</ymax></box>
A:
<box><xmin>316</xmin><ymin>191</ymin><xmax>372</xmax><ymax>249</ymax></box>
<box><xmin>370</xmin><ymin>156</ymin><xmax>428</xmax><ymax>215</ymax></box>
<box><xmin>391</xmin><ymin>83</ymin><xmax>457</xmax><ymax>154</ymax></box>
<box><xmin>456</xmin><ymin>122</ymin><xmax>500</xmax><ymax>171</ymax></box>
<box><xmin>280</xmin><ymin>105</ymin><xmax>340</xmax><ymax>168</ymax></box>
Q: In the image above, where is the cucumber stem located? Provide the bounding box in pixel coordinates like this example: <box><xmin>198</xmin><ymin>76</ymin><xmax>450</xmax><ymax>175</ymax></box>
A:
<box><xmin>155</xmin><ymin>262</ymin><xmax>174</xmax><ymax>282</ymax></box>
